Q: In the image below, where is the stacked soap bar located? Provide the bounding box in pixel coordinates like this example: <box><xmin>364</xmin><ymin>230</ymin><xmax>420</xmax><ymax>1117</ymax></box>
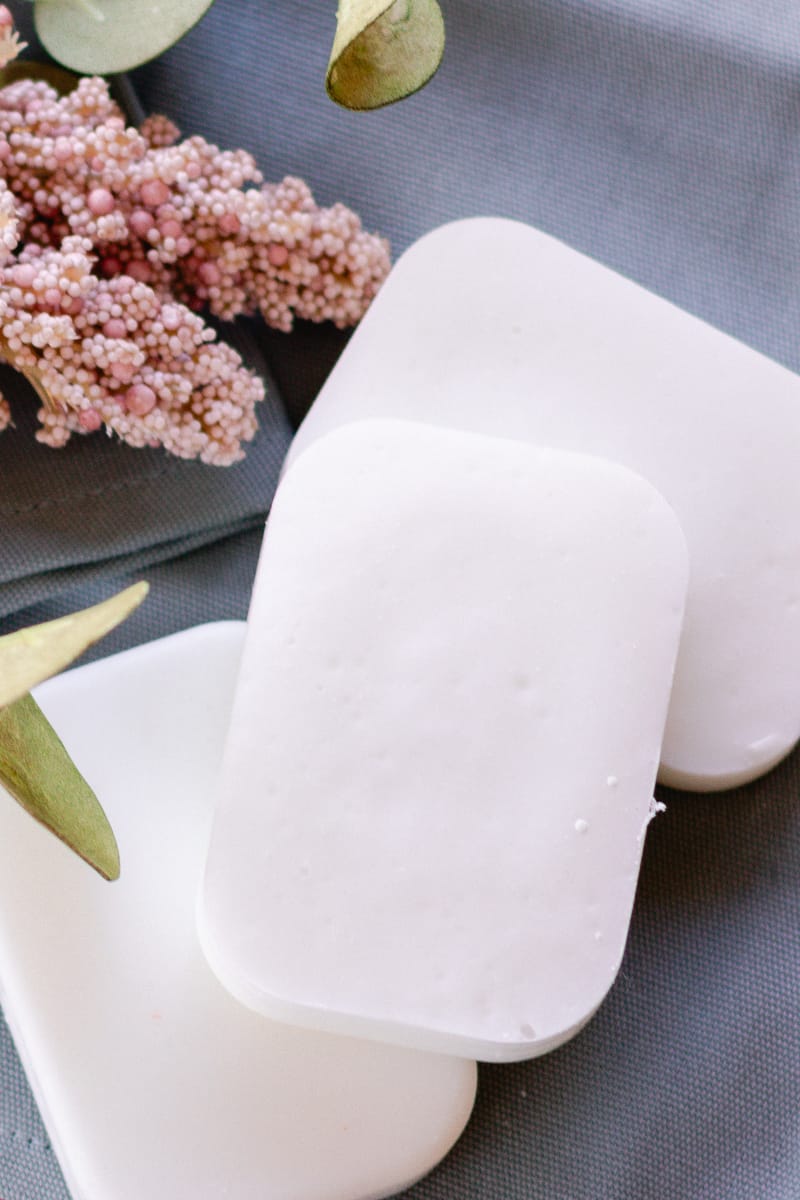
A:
<box><xmin>286</xmin><ymin>218</ymin><xmax>800</xmax><ymax>792</ymax></box>
<box><xmin>0</xmin><ymin>625</ymin><xmax>476</xmax><ymax>1200</ymax></box>
<box><xmin>200</xmin><ymin>217</ymin><xmax>800</xmax><ymax>1074</ymax></box>
<box><xmin>200</xmin><ymin>421</ymin><xmax>688</xmax><ymax>1062</ymax></box>
<box><xmin>7</xmin><ymin>221</ymin><xmax>795</xmax><ymax>1199</ymax></box>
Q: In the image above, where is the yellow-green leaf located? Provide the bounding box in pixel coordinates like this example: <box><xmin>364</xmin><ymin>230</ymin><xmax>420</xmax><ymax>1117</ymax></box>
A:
<box><xmin>0</xmin><ymin>693</ymin><xmax>120</xmax><ymax>880</ymax></box>
<box><xmin>34</xmin><ymin>0</ymin><xmax>217</xmax><ymax>75</ymax></box>
<box><xmin>327</xmin><ymin>0</ymin><xmax>445</xmax><ymax>110</ymax></box>
<box><xmin>0</xmin><ymin>582</ymin><xmax>148</xmax><ymax>711</ymax></box>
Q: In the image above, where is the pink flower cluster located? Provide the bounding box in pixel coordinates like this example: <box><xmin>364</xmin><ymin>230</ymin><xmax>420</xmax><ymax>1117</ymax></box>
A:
<box><xmin>0</xmin><ymin>214</ymin><xmax>261</xmax><ymax>463</ymax></box>
<box><xmin>0</xmin><ymin>60</ymin><xmax>390</xmax><ymax>463</ymax></box>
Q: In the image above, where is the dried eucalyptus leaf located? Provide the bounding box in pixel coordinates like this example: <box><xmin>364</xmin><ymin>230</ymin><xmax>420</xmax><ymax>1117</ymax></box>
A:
<box><xmin>0</xmin><ymin>693</ymin><xmax>120</xmax><ymax>880</ymax></box>
<box><xmin>34</xmin><ymin>0</ymin><xmax>217</xmax><ymax>75</ymax></box>
<box><xmin>0</xmin><ymin>581</ymin><xmax>148</xmax><ymax>710</ymax></box>
<box><xmin>327</xmin><ymin>0</ymin><xmax>445</xmax><ymax>110</ymax></box>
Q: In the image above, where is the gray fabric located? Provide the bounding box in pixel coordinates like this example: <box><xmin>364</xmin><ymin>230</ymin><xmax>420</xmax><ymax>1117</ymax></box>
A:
<box><xmin>1</xmin><ymin>1</ymin><xmax>799</xmax><ymax>1198</ymax></box>
<box><xmin>0</xmin><ymin>1008</ymin><xmax>66</xmax><ymax>1200</ymax></box>
<box><xmin>0</xmin><ymin>314</ymin><xmax>291</xmax><ymax>617</ymax></box>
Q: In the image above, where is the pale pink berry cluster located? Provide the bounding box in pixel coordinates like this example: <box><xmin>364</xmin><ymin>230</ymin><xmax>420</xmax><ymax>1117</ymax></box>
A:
<box><xmin>0</xmin><ymin>37</ymin><xmax>390</xmax><ymax>464</ymax></box>
<box><xmin>0</xmin><ymin>73</ymin><xmax>390</xmax><ymax>333</ymax></box>
<box><xmin>0</xmin><ymin>182</ymin><xmax>263</xmax><ymax>464</ymax></box>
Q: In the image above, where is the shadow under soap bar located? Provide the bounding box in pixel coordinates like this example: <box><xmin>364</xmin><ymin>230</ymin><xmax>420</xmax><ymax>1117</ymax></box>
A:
<box><xmin>200</xmin><ymin>421</ymin><xmax>688</xmax><ymax>1062</ymax></box>
<box><xmin>287</xmin><ymin>218</ymin><xmax>800</xmax><ymax>792</ymax></box>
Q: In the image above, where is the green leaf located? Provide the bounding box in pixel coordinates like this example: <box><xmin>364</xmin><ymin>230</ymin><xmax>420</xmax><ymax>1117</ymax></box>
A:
<box><xmin>0</xmin><ymin>582</ymin><xmax>149</xmax><ymax>711</ymax></box>
<box><xmin>327</xmin><ymin>0</ymin><xmax>445</xmax><ymax>110</ymax></box>
<box><xmin>33</xmin><ymin>0</ymin><xmax>218</xmax><ymax>75</ymax></box>
<box><xmin>0</xmin><ymin>693</ymin><xmax>120</xmax><ymax>880</ymax></box>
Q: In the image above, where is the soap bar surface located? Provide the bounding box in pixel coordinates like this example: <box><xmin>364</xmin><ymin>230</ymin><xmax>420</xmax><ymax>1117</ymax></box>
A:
<box><xmin>200</xmin><ymin>422</ymin><xmax>688</xmax><ymax>1062</ymax></box>
<box><xmin>287</xmin><ymin>218</ymin><xmax>800</xmax><ymax>791</ymax></box>
<box><xmin>0</xmin><ymin>623</ymin><xmax>476</xmax><ymax>1200</ymax></box>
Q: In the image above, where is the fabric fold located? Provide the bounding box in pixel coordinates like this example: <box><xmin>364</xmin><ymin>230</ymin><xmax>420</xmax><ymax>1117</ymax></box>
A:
<box><xmin>0</xmin><ymin>319</ymin><xmax>291</xmax><ymax>618</ymax></box>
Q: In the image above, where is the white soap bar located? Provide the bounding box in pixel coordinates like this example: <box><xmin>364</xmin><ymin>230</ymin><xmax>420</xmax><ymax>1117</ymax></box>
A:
<box><xmin>0</xmin><ymin>623</ymin><xmax>476</xmax><ymax>1200</ymax></box>
<box><xmin>286</xmin><ymin>218</ymin><xmax>800</xmax><ymax>791</ymax></box>
<box><xmin>200</xmin><ymin>422</ymin><xmax>688</xmax><ymax>1062</ymax></box>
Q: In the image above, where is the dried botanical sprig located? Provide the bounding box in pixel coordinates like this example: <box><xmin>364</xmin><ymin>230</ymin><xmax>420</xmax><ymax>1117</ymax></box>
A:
<box><xmin>0</xmin><ymin>210</ymin><xmax>264</xmax><ymax>463</ymax></box>
<box><xmin>0</xmin><ymin>74</ymin><xmax>390</xmax><ymax>332</ymax></box>
<box><xmin>0</xmin><ymin>225</ymin><xmax>266</xmax><ymax>463</ymax></box>
<box><xmin>0</xmin><ymin>61</ymin><xmax>390</xmax><ymax>462</ymax></box>
<box><xmin>0</xmin><ymin>582</ymin><xmax>149</xmax><ymax>881</ymax></box>
<box><xmin>32</xmin><ymin>0</ymin><xmax>444</xmax><ymax>108</ymax></box>
<box><xmin>0</xmin><ymin>692</ymin><xmax>120</xmax><ymax>881</ymax></box>
<box><xmin>327</xmin><ymin>0</ymin><xmax>445</xmax><ymax>110</ymax></box>
<box><xmin>0</xmin><ymin>582</ymin><xmax>148</xmax><ymax>708</ymax></box>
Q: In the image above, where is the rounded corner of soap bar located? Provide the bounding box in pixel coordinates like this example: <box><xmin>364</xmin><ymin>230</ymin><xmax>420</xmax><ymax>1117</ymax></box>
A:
<box><xmin>467</xmin><ymin>1017</ymin><xmax>589</xmax><ymax>1066</ymax></box>
<box><xmin>194</xmin><ymin>880</ymin><xmax>259</xmax><ymax>1015</ymax></box>
<box><xmin>400</xmin><ymin>215</ymin><xmax>539</xmax><ymax>263</ymax></box>
<box><xmin>657</xmin><ymin>732</ymin><xmax>799</xmax><ymax>793</ymax></box>
<box><xmin>198</xmin><ymin>858</ymin><xmax>623</xmax><ymax>1066</ymax></box>
<box><xmin>286</xmin><ymin>215</ymin><xmax>800</xmax><ymax>794</ymax></box>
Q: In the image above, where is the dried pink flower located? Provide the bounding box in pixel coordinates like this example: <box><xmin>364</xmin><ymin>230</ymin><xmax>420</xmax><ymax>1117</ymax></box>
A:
<box><xmin>0</xmin><ymin>227</ymin><xmax>264</xmax><ymax>464</ymax></box>
<box><xmin>0</xmin><ymin>75</ymin><xmax>390</xmax><ymax>335</ymax></box>
<box><xmin>0</xmin><ymin>29</ymin><xmax>391</xmax><ymax>465</ymax></box>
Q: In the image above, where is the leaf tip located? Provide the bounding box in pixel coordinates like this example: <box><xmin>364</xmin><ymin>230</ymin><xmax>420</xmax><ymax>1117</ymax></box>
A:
<box><xmin>93</xmin><ymin>842</ymin><xmax>121</xmax><ymax>882</ymax></box>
